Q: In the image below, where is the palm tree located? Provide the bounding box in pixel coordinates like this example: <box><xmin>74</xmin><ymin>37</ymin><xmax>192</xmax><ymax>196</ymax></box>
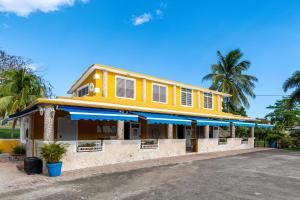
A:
<box><xmin>283</xmin><ymin>71</ymin><xmax>300</xmax><ymax>105</ymax></box>
<box><xmin>202</xmin><ymin>49</ymin><xmax>258</xmax><ymax>112</ymax></box>
<box><xmin>0</xmin><ymin>67</ymin><xmax>52</xmax><ymax>117</ymax></box>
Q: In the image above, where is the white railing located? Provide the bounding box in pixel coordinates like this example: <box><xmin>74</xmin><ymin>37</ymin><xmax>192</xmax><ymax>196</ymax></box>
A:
<box><xmin>140</xmin><ymin>139</ymin><xmax>159</xmax><ymax>149</ymax></box>
<box><xmin>77</xmin><ymin>140</ymin><xmax>103</xmax><ymax>152</ymax></box>
<box><xmin>218</xmin><ymin>137</ymin><xmax>228</xmax><ymax>145</ymax></box>
<box><xmin>241</xmin><ymin>138</ymin><xmax>248</xmax><ymax>144</ymax></box>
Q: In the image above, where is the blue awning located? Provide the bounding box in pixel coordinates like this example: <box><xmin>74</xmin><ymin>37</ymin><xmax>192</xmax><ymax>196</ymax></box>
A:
<box><xmin>257</xmin><ymin>124</ymin><xmax>274</xmax><ymax>129</ymax></box>
<box><xmin>189</xmin><ymin>117</ymin><xmax>230</xmax><ymax>127</ymax></box>
<box><xmin>231</xmin><ymin>121</ymin><xmax>255</xmax><ymax>127</ymax></box>
<box><xmin>2</xmin><ymin>105</ymin><xmax>39</xmax><ymax>125</ymax></box>
<box><xmin>58</xmin><ymin>106</ymin><xmax>138</xmax><ymax>122</ymax></box>
<box><xmin>132</xmin><ymin>112</ymin><xmax>192</xmax><ymax>125</ymax></box>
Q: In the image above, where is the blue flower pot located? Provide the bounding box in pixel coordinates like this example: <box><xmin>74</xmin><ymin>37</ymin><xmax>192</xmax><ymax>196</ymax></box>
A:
<box><xmin>47</xmin><ymin>162</ymin><xmax>62</xmax><ymax>177</ymax></box>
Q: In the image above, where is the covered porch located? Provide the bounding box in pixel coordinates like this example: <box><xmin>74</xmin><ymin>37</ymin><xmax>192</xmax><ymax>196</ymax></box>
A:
<box><xmin>8</xmin><ymin>104</ymin><xmax>271</xmax><ymax>171</ymax></box>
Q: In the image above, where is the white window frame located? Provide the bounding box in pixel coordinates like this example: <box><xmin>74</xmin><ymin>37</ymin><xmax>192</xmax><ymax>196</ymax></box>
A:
<box><xmin>152</xmin><ymin>83</ymin><xmax>168</xmax><ymax>104</ymax></box>
<box><xmin>115</xmin><ymin>75</ymin><xmax>136</xmax><ymax>100</ymax></box>
<box><xmin>180</xmin><ymin>87</ymin><xmax>193</xmax><ymax>107</ymax></box>
<box><xmin>77</xmin><ymin>83</ymin><xmax>89</xmax><ymax>97</ymax></box>
<box><xmin>203</xmin><ymin>92</ymin><xmax>214</xmax><ymax>110</ymax></box>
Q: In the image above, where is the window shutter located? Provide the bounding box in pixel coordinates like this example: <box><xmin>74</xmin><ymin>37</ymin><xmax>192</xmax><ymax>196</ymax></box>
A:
<box><xmin>153</xmin><ymin>85</ymin><xmax>159</xmax><ymax>102</ymax></box>
<box><xmin>160</xmin><ymin>86</ymin><xmax>166</xmax><ymax>103</ymax></box>
<box><xmin>126</xmin><ymin>79</ymin><xmax>134</xmax><ymax>98</ymax></box>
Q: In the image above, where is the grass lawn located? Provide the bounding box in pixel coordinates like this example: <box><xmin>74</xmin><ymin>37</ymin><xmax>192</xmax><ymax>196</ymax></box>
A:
<box><xmin>283</xmin><ymin>147</ymin><xmax>300</xmax><ymax>152</ymax></box>
<box><xmin>0</xmin><ymin>128</ymin><xmax>20</xmax><ymax>139</ymax></box>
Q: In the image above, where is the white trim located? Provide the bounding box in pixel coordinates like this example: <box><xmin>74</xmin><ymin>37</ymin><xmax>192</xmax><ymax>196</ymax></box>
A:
<box><xmin>69</xmin><ymin>112</ymin><xmax>137</xmax><ymax>118</ymax></box>
<box><xmin>196</xmin><ymin>120</ymin><xmax>229</xmax><ymax>125</ymax></box>
<box><xmin>76</xmin><ymin>83</ymin><xmax>89</xmax><ymax>97</ymax></box>
<box><xmin>180</xmin><ymin>87</ymin><xmax>193</xmax><ymax>107</ymax></box>
<box><xmin>44</xmin><ymin>98</ymin><xmax>250</xmax><ymax>120</ymax></box>
<box><xmin>203</xmin><ymin>92</ymin><xmax>214</xmax><ymax>110</ymax></box>
<box><xmin>115</xmin><ymin>75</ymin><xmax>136</xmax><ymax>100</ymax></box>
<box><xmin>68</xmin><ymin>65</ymin><xmax>231</xmax><ymax>97</ymax></box>
<box><xmin>94</xmin><ymin>88</ymin><xmax>100</xmax><ymax>93</ymax></box>
<box><xmin>102</xmin><ymin>70</ymin><xmax>108</xmax><ymax>97</ymax></box>
<box><xmin>151</xmin><ymin>83</ymin><xmax>168</xmax><ymax>104</ymax></box>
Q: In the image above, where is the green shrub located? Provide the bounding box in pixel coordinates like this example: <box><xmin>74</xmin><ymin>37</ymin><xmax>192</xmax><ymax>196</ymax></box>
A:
<box><xmin>40</xmin><ymin>142</ymin><xmax>68</xmax><ymax>163</ymax></box>
<box><xmin>12</xmin><ymin>145</ymin><xmax>26</xmax><ymax>155</ymax></box>
<box><xmin>0</xmin><ymin>149</ymin><xmax>3</xmax><ymax>154</ymax></box>
<box><xmin>279</xmin><ymin>135</ymin><xmax>296</xmax><ymax>149</ymax></box>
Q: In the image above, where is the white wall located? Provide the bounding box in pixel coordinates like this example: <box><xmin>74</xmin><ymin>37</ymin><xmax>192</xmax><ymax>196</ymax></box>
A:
<box><xmin>35</xmin><ymin>139</ymin><xmax>186</xmax><ymax>171</ymax></box>
<box><xmin>197</xmin><ymin>138</ymin><xmax>254</xmax><ymax>153</ymax></box>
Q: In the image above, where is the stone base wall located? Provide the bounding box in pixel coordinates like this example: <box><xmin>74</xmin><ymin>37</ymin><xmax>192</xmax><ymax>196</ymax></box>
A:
<box><xmin>35</xmin><ymin>139</ymin><xmax>186</xmax><ymax>171</ymax></box>
<box><xmin>197</xmin><ymin>138</ymin><xmax>254</xmax><ymax>153</ymax></box>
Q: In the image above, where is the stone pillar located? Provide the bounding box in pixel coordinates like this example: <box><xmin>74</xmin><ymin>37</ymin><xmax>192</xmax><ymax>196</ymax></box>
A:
<box><xmin>249</xmin><ymin>126</ymin><xmax>254</xmax><ymax>138</ymax></box>
<box><xmin>167</xmin><ymin>124</ymin><xmax>173</xmax><ymax>139</ymax></box>
<box><xmin>204</xmin><ymin>125</ymin><xmax>210</xmax><ymax>138</ymax></box>
<box><xmin>230</xmin><ymin>123</ymin><xmax>236</xmax><ymax>138</ymax></box>
<box><xmin>43</xmin><ymin>105</ymin><xmax>55</xmax><ymax>141</ymax></box>
<box><xmin>117</xmin><ymin>120</ymin><xmax>124</xmax><ymax>140</ymax></box>
<box><xmin>102</xmin><ymin>70</ymin><xmax>108</xmax><ymax>97</ymax></box>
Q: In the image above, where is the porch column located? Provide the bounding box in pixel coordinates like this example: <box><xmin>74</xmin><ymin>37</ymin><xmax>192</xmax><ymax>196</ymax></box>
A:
<box><xmin>230</xmin><ymin>123</ymin><xmax>236</xmax><ymax>138</ymax></box>
<box><xmin>249</xmin><ymin>126</ymin><xmax>254</xmax><ymax>138</ymax></box>
<box><xmin>117</xmin><ymin>120</ymin><xmax>124</xmax><ymax>140</ymax></box>
<box><xmin>204</xmin><ymin>125</ymin><xmax>209</xmax><ymax>138</ymax></box>
<box><xmin>167</xmin><ymin>124</ymin><xmax>173</xmax><ymax>139</ymax></box>
<box><xmin>43</xmin><ymin>105</ymin><xmax>55</xmax><ymax>141</ymax></box>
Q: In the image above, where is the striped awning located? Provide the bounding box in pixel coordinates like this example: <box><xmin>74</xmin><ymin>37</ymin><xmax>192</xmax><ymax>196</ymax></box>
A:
<box><xmin>231</xmin><ymin>121</ymin><xmax>256</xmax><ymax>127</ymax></box>
<box><xmin>189</xmin><ymin>117</ymin><xmax>230</xmax><ymax>126</ymax></box>
<box><xmin>58</xmin><ymin>106</ymin><xmax>138</xmax><ymax>122</ymax></box>
<box><xmin>256</xmin><ymin>124</ymin><xmax>274</xmax><ymax>129</ymax></box>
<box><xmin>132</xmin><ymin>112</ymin><xmax>192</xmax><ymax>125</ymax></box>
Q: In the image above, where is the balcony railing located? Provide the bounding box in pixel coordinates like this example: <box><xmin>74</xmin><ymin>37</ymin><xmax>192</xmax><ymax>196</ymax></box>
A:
<box><xmin>140</xmin><ymin>139</ymin><xmax>159</xmax><ymax>149</ymax></box>
<box><xmin>241</xmin><ymin>138</ymin><xmax>249</xmax><ymax>144</ymax></box>
<box><xmin>218</xmin><ymin>137</ymin><xmax>228</xmax><ymax>145</ymax></box>
<box><xmin>77</xmin><ymin>140</ymin><xmax>103</xmax><ymax>152</ymax></box>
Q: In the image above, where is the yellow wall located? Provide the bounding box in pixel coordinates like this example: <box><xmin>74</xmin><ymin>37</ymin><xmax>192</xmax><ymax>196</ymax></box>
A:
<box><xmin>0</xmin><ymin>139</ymin><xmax>20</xmax><ymax>153</ymax></box>
<box><xmin>74</xmin><ymin>68</ymin><xmax>226</xmax><ymax>116</ymax></box>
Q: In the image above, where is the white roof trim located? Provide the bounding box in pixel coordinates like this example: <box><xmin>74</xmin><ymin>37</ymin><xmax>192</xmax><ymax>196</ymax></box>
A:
<box><xmin>68</xmin><ymin>65</ymin><xmax>231</xmax><ymax>97</ymax></box>
<box><xmin>45</xmin><ymin>98</ymin><xmax>248</xmax><ymax>120</ymax></box>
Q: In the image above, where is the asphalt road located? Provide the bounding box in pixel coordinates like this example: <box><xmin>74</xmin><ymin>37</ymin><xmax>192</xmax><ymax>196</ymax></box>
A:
<box><xmin>1</xmin><ymin>150</ymin><xmax>300</xmax><ymax>200</ymax></box>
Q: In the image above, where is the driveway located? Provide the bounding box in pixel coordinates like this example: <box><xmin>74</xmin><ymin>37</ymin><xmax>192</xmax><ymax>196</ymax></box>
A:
<box><xmin>1</xmin><ymin>150</ymin><xmax>300</xmax><ymax>200</ymax></box>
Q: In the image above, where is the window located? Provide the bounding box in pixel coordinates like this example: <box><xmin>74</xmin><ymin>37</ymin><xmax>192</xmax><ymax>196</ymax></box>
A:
<box><xmin>78</xmin><ymin>86</ymin><xmax>89</xmax><ymax>97</ymax></box>
<box><xmin>181</xmin><ymin>88</ymin><xmax>192</xmax><ymax>106</ymax></box>
<box><xmin>116</xmin><ymin>76</ymin><xmax>135</xmax><ymax>99</ymax></box>
<box><xmin>204</xmin><ymin>92</ymin><xmax>213</xmax><ymax>109</ymax></box>
<box><xmin>152</xmin><ymin>84</ymin><xmax>167</xmax><ymax>103</ymax></box>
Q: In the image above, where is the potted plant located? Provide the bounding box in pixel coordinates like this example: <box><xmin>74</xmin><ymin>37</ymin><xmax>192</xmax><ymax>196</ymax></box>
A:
<box><xmin>40</xmin><ymin>142</ymin><xmax>68</xmax><ymax>177</ymax></box>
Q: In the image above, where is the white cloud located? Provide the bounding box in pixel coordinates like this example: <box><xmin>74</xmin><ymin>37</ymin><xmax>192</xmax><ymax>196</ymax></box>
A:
<box><xmin>131</xmin><ymin>2</ymin><xmax>167</xmax><ymax>26</ymax></box>
<box><xmin>0</xmin><ymin>0</ymin><xmax>88</xmax><ymax>17</ymax></box>
<box><xmin>132</xmin><ymin>13</ymin><xmax>152</xmax><ymax>26</ymax></box>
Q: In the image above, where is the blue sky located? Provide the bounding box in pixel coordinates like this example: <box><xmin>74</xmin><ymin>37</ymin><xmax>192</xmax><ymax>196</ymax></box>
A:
<box><xmin>0</xmin><ymin>0</ymin><xmax>299</xmax><ymax>118</ymax></box>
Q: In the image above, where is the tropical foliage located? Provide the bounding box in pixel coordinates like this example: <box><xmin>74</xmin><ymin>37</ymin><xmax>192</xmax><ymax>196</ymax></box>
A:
<box><xmin>202</xmin><ymin>49</ymin><xmax>258</xmax><ymax>112</ymax></box>
<box><xmin>0</xmin><ymin>67</ymin><xmax>52</xmax><ymax>118</ymax></box>
<box><xmin>265</xmin><ymin>98</ymin><xmax>300</xmax><ymax>131</ymax></box>
<box><xmin>283</xmin><ymin>70</ymin><xmax>300</xmax><ymax>105</ymax></box>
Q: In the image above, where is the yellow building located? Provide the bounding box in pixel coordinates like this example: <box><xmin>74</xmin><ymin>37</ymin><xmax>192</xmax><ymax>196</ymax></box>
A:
<box><xmin>5</xmin><ymin>64</ymin><xmax>272</xmax><ymax>171</ymax></box>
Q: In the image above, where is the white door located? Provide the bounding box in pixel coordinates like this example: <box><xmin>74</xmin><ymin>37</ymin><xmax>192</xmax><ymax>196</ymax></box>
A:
<box><xmin>185</xmin><ymin>126</ymin><xmax>192</xmax><ymax>148</ymax></box>
<box><xmin>58</xmin><ymin>118</ymin><xmax>77</xmax><ymax>140</ymax></box>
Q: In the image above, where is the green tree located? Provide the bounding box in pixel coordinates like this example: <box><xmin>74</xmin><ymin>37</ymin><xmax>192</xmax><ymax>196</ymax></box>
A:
<box><xmin>0</xmin><ymin>67</ymin><xmax>52</xmax><ymax>117</ymax></box>
<box><xmin>265</xmin><ymin>98</ymin><xmax>300</xmax><ymax>131</ymax></box>
<box><xmin>202</xmin><ymin>49</ymin><xmax>258</xmax><ymax>112</ymax></box>
<box><xmin>283</xmin><ymin>70</ymin><xmax>300</xmax><ymax>105</ymax></box>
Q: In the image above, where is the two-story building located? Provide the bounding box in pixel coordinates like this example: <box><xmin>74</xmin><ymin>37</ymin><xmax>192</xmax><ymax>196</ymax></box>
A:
<box><xmin>6</xmin><ymin>64</ymin><xmax>272</xmax><ymax>171</ymax></box>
